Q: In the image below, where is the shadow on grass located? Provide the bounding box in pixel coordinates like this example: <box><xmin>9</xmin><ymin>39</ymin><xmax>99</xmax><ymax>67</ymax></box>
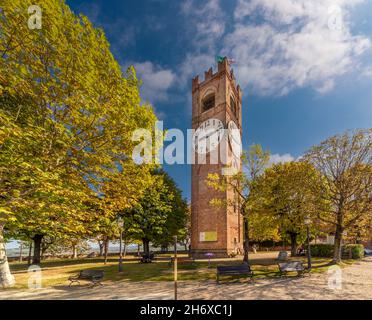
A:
<box><xmin>9</xmin><ymin>257</ymin><xmax>139</xmax><ymax>272</ymax></box>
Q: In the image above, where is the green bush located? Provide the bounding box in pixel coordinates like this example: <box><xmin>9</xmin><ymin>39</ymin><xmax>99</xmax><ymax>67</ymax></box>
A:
<box><xmin>310</xmin><ymin>244</ymin><xmax>334</xmax><ymax>257</ymax></box>
<box><xmin>342</xmin><ymin>244</ymin><xmax>365</xmax><ymax>259</ymax></box>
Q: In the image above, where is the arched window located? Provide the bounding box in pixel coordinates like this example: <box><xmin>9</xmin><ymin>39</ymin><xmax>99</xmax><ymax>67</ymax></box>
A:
<box><xmin>202</xmin><ymin>93</ymin><xmax>215</xmax><ymax>112</ymax></box>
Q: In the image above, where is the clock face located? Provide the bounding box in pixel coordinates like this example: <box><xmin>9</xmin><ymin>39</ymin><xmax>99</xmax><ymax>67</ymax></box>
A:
<box><xmin>227</xmin><ymin>120</ymin><xmax>242</xmax><ymax>159</ymax></box>
<box><xmin>192</xmin><ymin>118</ymin><xmax>225</xmax><ymax>154</ymax></box>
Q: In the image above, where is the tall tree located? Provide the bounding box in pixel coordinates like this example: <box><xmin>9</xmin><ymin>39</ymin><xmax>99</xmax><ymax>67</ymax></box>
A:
<box><xmin>152</xmin><ymin>172</ymin><xmax>189</xmax><ymax>250</ymax></box>
<box><xmin>207</xmin><ymin>144</ymin><xmax>270</xmax><ymax>263</ymax></box>
<box><xmin>0</xmin><ymin>0</ymin><xmax>157</xmax><ymax>284</ymax></box>
<box><xmin>251</xmin><ymin>161</ymin><xmax>326</xmax><ymax>256</ymax></box>
<box><xmin>304</xmin><ymin>129</ymin><xmax>371</xmax><ymax>263</ymax></box>
<box><xmin>123</xmin><ymin>170</ymin><xmax>188</xmax><ymax>256</ymax></box>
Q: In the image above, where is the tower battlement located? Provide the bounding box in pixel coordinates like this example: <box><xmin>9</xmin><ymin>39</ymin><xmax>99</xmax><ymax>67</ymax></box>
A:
<box><xmin>192</xmin><ymin>57</ymin><xmax>241</xmax><ymax>98</ymax></box>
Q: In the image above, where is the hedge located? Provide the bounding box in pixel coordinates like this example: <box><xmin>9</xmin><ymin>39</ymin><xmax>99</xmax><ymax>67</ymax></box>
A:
<box><xmin>310</xmin><ymin>243</ymin><xmax>365</xmax><ymax>259</ymax></box>
<box><xmin>310</xmin><ymin>244</ymin><xmax>334</xmax><ymax>257</ymax></box>
<box><xmin>342</xmin><ymin>244</ymin><xmax>365</xmax><ymax>259</ymax></box>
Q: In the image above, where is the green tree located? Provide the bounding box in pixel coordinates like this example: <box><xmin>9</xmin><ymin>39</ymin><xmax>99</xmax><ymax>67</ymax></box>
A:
<box><xmin>123</xmin><ymin>170</ymin><xmax>188</xmax><ymax>256</ymax></box>
<box><xmin>304</xmin><ymin>129</ymin><xmax>372</xmax><ymax>263</ymax></box>
<box><xmin>252</xmin><ymin>161</ymin><xmax>326</xmax><ymax>256</ymax></box>
<box><xmin>207</xmin><ymin>144</ymin><xmax>270</xmax><ymax>263</ymax></box>
<box><xmin>152</xmin><ymin>172</ymin><xmax>189</xmax><ymax>250</ymax></box>
<box><xmin>0</xmin><ymin>0</ymin><xmax>157</xmax><ymax>285</ymax></box>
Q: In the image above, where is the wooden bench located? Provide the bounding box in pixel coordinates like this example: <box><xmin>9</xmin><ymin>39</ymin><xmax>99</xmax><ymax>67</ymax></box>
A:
<box><xmin>168</xmin><ymin>256</ymin><xmax>195</xmax><ymax>267</ymax></box>
<box><xmin>216</xmin><ymin>264</ymin><xmax>254</xmax><ymax>284</ymax></box>
<box><xmin>277</xmin><ymin>251</ymin><xmax>288</xmax><ymax>261</ymax></box>
<box><xmin>278</xmin><ymin>261</ymin><xmax>305</xmax><ymax>277</ymax></box>
<box><xmin>140</xmin><ymin>253</ymin><xmax>154</xmax><ymax>263</ymax></box>
<box><xmin>68</xmin><ymin>270</ymin><xmax>104</xmax><ymax>287</ymax></box>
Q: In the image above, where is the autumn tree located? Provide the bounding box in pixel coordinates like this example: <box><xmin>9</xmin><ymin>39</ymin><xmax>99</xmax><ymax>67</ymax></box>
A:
<box><xmin>207</xmin><ymin>144</ymin><xmax>270</xmax><ymax>263</ymax></box>
<box><xmin>0</xmin><ymin>0</ymin><xmax>157</xmax><ymax>285</ymax></box>
<box><xmin>151</xmin><ymin>172</ymin><xmax>189</xmax><ymax>250</ymax></box>
<box><xmin>304</xmin><ymin>129</ymin><xmax>371</xmax><ymax>263</ymax></box>
<box><xmin>252</xmin><ymin>161</ymin><xmax>327</xmax><ymax>256</ymax></box>
<box><xmin>123</xmin><ymin>169</ymin><xmax>188</xmax><ymax>256</ymax></box>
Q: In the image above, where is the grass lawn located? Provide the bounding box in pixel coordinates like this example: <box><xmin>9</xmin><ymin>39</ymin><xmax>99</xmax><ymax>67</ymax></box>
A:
<box><xmin>6</xmin><ymin>253</ymin><xmax>358</xmax><ymax>290</ymax></box>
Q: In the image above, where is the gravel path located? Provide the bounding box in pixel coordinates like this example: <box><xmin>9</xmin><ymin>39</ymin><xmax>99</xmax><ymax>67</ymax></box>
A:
<box><xmin>1</xmin><ymin>256</ymin><xmax>371</xmax><ymax>300</ymax></box>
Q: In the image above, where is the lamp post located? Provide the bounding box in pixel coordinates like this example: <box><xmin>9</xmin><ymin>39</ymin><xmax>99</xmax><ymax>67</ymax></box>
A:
<box><xmin>117</xmin><ymin>217</ymin><xmax>124</xmax><ymax>273</ymax></box>
<box><xmin>173</xmin><ymin>235</ymin><xmax>178</xmax><ymax>300</ymax></box>
<box><xmin>304</xmin><ymin>215</ymin><xmax>312</xmax><ymax>271</ymax></box>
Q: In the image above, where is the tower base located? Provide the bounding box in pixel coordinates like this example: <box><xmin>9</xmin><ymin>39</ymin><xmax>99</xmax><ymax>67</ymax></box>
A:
<box><xmin>190</xmin><ymin>248</ymin><xmax>242</xmax><ymax>259</ymax></box>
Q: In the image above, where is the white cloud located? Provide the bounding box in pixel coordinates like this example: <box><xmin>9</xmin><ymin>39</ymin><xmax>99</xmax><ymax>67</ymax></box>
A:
<box><xmin>181</xmin><ymin>0</ymin><xmax>225</xmax><ymax>50</ymax></box>
<box><xmin>137</xmin><ymin>0</ymin><xmax>371</xmax><ymax>102</ymax></box>
<box><xmin>361</xmin><ymin>66</ymin><xmax>372</xmax><ymax>78</ymax></box>
<box><xmin>134</xmin><ymin>61</ymin><xmax>175</xmax><ymax>103</ymax></box>
<box><xmin>177</xmin><ymin>0</ymin><xmax>225</xmax><ymax>92</ymax></box>
<box><xmin>178</xmin><ymin>53</ymin><xmax>216</xmax><ymax>87</ymax></box>
<box><xmin>224</xmin><ymin>0</ymin><xmax>371</xmax><ymax>96</ymax></box>
<box><xmin>269</xmin><ymin>153</ymin><xmax>295</xmax><ymax>165</ymax></box>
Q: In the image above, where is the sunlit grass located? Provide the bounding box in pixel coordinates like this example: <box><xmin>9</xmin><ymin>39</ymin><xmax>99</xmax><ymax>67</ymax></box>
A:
<box><xmin>5</xmin><ymin>253</ymin><xmax>359</xmax><ymax>290</ymax></box>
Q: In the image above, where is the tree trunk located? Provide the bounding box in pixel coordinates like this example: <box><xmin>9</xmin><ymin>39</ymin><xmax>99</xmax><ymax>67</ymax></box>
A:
<box><xmin>19</xmin><ymin>242</ymin><xmax>23</xmax><ymax>262</ymax></box>
<box><xmin>41</xmin><ymin>241</ymin><xmax>49</xmax><ymax>260</ymax></box>
<box><xmin>28</xmin><ymin>242</ymin><xmax>33</xmax><ymax>266</ymax></box>
<box><xmin>72</xmin><ymin>244</ymin><xmax>78</xmax><ymax>259</ymax></box>
<box><xmin>32</xmin><ymin>234</ymin><xmax>44</xmax><ymax>265</ymax></box>
<box><xmin>123</xmin><ymin>241</ymin><xmax>127</xmax><ymax>258</ymax></box>
<box><xmin>0</xmin><ymin>225</ymin><xmax>15</xmax><ymax>288</ymax></box>
<box><xmin>333</xmin><ymin>225</ymin><xmax>343</xmax><ymax>263</ymax></box>
<box><xmin>243</xmin><ymin>216</ymin><xmax>249</xmax><ymax>264</ymax></box>
<box><xmin>98</xmin><ymin>241</ymin><xmax>104</xmax><ymax>257</ymax></box>
<box><xmin>103</xmin><ymin>238</ymin><xmax>109</xmax><ymax>264</ymax></box>
<box><xmin>142</xmin><ymin>239</ymin><xmax>150</xmax><ymax>256</ymax></box>
<box><xmin>289</xmin><ymin>232</ymin><xmax>298</xmax><ymax>256</ymax></box>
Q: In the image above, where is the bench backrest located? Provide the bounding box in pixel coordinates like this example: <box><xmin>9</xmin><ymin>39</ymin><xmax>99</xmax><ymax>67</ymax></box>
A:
<box><xmin>278</xmin><ymin>261</ymin><xmax>303</xmax><ymax>270</ymax></box>
<box><xmin>277</xmin><ymin>251</ymin><xmax>288</xmax><ymax>261</ymax></box>
<box><xmin>79</xmin><ymin>270</ymin><xmax>104</xmax><ymax>279</ymax></box>
<box><xmin>217</xmin><ymin>265</ymin><xmax>251</xmax><ymax>272</ymax></box>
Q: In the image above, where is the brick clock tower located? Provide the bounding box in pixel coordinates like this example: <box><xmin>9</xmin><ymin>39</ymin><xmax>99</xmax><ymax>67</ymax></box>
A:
<box><xmin>190</xmin><ymin>58</ymin><xmax>243</xmax><ymax>258</ymax></box>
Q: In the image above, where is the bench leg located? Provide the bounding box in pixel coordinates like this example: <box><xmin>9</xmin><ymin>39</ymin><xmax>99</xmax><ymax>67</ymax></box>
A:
<box><xmin>298</xmin><ymin>270</ymin><xmax>306</xmax><ymax>277</ymax></box>
<box><xmin>90</xmin><ymin>280</ymin><xmax>103</xmax><ymax>288</ymax></box>
<box><xmin>249</xmin><ymin>274</ymin><xmax>254</xmax><ymax>282</ymax></box>
<box><xmin>69</xmin><ymin>280</ymin><xmax>80</xmax><ymax>287</ymax></box>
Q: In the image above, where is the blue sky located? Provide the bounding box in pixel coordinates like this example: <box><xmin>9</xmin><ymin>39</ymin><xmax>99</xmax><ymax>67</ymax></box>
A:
<box><xmin>66</xmin><ymin>0</ymin><xmax>372</xmax><ymax>201</ymax></box>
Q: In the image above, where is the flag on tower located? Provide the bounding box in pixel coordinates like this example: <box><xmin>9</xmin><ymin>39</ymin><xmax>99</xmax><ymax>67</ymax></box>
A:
<box><xmin>216</xmin><ymin>55</ymin><xmax>225</xmax><ymax>63</ymax></box>
<box><xmin>216</xmin><ymin>55</ymin><xmax>236</xmax><ymax>65</ymax></box>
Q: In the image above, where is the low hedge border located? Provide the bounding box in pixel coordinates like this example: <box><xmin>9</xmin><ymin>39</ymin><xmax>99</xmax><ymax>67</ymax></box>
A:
<box><xmin>309</xmin><ymin>243</ymin><xmax>364</xmax><ymax>259</ymax></box>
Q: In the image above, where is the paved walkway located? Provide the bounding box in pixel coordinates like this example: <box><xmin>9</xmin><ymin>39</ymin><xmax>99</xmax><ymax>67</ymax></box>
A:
<box><xmin>1</xmin><ymin>256</ymin><xmax>371</xmax><ymax>300</ymax></box>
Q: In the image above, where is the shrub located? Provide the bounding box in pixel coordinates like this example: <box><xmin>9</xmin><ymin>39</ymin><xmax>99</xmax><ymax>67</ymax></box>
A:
<box><xmin>310</xmin><ymin>244</ymin><xmax>334</xmax><ymax>257</ymax></box>
<box><xmin>342</xmin><ymin>244</ymin><xmax>364</xmax><ymax>259</ymax></box>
